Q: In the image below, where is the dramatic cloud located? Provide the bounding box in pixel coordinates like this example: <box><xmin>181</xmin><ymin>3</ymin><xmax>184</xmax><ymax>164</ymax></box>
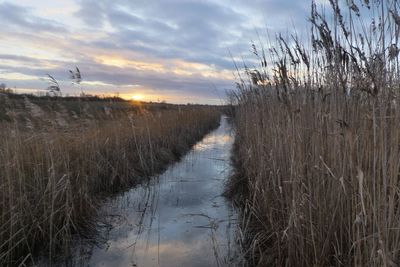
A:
<box><xmin>0</xmin><ymin>2</ymin><xmax>67</xmax><ymax>33</ymax></box>
<box><xmin>0</xmin><ymin>0</ymin><xmax>311</xmax><ymax>104</ymax></box>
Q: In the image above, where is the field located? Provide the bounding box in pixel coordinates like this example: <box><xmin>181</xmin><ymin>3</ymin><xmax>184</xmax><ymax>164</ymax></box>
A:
<box><xmin>0</xmin><ymin>93</ymin><xmax>220</xmax><ymax>265</ymax></box>
<box><xmin>227</xmin><ymin>1</ymin><xmax>400</xmax><ymax>266</ymax></box>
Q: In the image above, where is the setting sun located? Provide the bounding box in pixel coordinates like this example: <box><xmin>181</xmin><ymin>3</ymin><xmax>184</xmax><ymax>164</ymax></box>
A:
<box><xmin>131</xmin><ymin>94</ymin><xmax>144</xmax><ymax>101</ymax></box>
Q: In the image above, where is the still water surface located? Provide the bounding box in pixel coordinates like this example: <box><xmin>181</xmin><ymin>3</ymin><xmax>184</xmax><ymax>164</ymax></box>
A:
<box><xmin>72</xmin><ymin>116</ymin><xmax>239</xmax><ymax>266</ymax></box>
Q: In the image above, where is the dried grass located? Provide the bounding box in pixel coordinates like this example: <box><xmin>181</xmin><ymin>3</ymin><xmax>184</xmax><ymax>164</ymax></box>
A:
<box><xmin>229</xmin><ymin>0</ymin><xmax>400</xmax><ymax>266</ymax></box>
<box><xmin>0</xmin><ymin>101</ymin><xmax>220</xmax><ymax>266</ymax></box>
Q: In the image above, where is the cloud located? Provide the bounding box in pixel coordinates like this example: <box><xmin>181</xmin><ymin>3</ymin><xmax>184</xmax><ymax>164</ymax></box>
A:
<box><xmin>0</xmin><ymin>2</ymin><xmax>66</xmax><ymax>33</ymax></box>
<box><xmin>74</xmin><ymin>0</ymin><xmax>250</xmax><ymax>68</ymax></box>
<box><xmin>74</xmin><ymin>0</ymin><xmax>107</xmax><ymax>27</ymax></box>
<box><xmin>0</xmin><ymin>0</ymin><xmax>311</xmax><ymax>104</ymax></box>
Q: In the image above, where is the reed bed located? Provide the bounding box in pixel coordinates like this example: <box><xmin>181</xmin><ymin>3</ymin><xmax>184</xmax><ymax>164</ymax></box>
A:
<box><xmin>0</xmin><ymin>100</ymin><xmax>220</xmax><ymax>266</ymax></box>
<box><xmin>228</xmin><ymin>0</ymin><xmax>400</xmax><ymax>266</ymax></box>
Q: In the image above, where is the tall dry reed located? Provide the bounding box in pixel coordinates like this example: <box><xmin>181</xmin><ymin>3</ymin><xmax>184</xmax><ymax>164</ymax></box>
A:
<box><xmin>229</xmin><ymin>0</ymin><xmax>400</xmax><ymax>266</ymax></box>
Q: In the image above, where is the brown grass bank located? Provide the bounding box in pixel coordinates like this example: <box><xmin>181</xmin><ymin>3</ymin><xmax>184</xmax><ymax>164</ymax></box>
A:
<box><xmin>0</xmin><ymin>96</ymin><xmax>220</xmax><ymax>266</ymax></box>
<box><xmin>228</xmin><ymin>0</ymin><xmax>400</xmax><ymax>266</ymax></box>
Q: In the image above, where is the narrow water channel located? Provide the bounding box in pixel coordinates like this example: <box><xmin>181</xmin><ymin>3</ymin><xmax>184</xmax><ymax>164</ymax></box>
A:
<box><xmin>72</xmin><ymin>116</ymin><xmax>239</xmax><ymax>266</ymax></box>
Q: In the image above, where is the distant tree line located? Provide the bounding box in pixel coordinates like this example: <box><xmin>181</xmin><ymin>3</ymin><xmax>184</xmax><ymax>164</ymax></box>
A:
<box><xmin>0</xmin><ymin>83</ymin><xmax>14</xmax><ymax>94</ymax></box>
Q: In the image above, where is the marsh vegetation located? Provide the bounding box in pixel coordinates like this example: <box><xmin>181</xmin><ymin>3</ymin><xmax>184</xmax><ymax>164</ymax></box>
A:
<box><xmin>4</xmin><ymin>0</ymin><xmax>400</xmax><ymax>266</ymax></box>
<box><xmin>227</xmin><ymin>0</ymin><xmax>400</xmax><ymax>266</ymax></box>
<box><xmin>0</xmin><ymin>94</ymin><xmax>220</xmax><ymax>265</ymax></box>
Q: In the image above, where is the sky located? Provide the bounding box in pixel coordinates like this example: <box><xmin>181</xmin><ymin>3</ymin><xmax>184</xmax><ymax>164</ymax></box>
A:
<box><xmin>0</xmin><ymin>0</ymin><xmax>314</xmax><ymax>104</ymax></box>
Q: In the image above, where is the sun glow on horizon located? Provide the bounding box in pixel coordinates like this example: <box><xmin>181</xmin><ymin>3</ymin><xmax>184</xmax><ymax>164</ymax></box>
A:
<box><xmin>131</xmin><ymin>94</ymin><xmax>144</xmax><ymax>101</ymax></box>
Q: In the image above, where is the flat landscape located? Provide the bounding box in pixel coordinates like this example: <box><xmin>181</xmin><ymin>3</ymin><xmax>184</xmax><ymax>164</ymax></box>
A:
<box><xmin>2</xmin><ymin>0</ymin><xmax>400</xmax><ymax>266</ymax></box>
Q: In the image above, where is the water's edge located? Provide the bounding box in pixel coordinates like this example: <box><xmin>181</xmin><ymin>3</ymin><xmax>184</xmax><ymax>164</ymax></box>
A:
<box><xmin>52</xmin><ymin>116</ymin><xmax>241</xmax><ymax>267</ymax></box>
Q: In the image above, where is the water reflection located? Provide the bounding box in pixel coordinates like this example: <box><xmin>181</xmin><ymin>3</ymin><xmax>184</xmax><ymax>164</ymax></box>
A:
<box><xmin>78</xmin><ymin>116</ymin><xmax>239</xmax><ymax>267</ymax></box>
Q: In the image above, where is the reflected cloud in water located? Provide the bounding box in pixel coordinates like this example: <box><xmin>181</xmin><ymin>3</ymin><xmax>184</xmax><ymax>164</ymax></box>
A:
<box><xmin>72</xmin><ymin>116</ymin><xmax>241</xmax><ymax>267</ymax></box>
<box><xmin>193</xmin><ymin>133</ymin><xmax>233</xmax><ymax>151</ymax></box>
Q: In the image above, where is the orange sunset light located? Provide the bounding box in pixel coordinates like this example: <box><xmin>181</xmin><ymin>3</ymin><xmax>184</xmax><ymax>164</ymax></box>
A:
<box><xmin>130</xmin><ymin>94</ymin><xmax>144</xmax><ymax>101</ymax></box>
